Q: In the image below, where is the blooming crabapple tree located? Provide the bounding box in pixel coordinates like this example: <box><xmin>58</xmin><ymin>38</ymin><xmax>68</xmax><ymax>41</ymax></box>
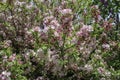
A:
<box><xmin>0</xmin><ymin>0</ymin><xmax>120</xmax><ymax>80</ymax></box>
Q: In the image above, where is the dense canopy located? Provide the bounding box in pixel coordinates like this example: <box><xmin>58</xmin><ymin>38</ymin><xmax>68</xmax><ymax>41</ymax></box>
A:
<box><xmin>0</xmin><ymin>0</ymin><xmax>120</xmax><ymax>80</ymax></box>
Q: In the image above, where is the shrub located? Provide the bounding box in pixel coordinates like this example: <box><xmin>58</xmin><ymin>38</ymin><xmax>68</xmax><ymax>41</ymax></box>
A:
<box><xmin>0</xmin><ymin>0</ymin><xmax>120</xmax><ymax>80</ymax></box>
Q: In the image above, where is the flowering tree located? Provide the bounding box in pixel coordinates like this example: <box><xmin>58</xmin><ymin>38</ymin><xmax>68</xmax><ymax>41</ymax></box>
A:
<box><xmin>0</xmin><ymin>0</ymin><xmax>120</xmax><ymax>80</ymax></box>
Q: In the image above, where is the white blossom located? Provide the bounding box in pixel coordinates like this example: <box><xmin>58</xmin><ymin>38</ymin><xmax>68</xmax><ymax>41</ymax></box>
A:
<box><xmin>84</xmin><ymin>64</ymin><xmax>93</xmax><ymax>72</ymax></box>
<box><xmin>97</xmin><ymin>67</ymin><xmax>105</xmax><ymax>75</ymax></box>
<box><xmin>2</xmin><ymin>71</ymin><xmax>11</xmax><ymax>77</ymax></box>
<box><xmin>37</xmin><ymin>48</ymin><xmax>45</xmax><ymax>59</ymax></box>
<box><xmin>15</xmin><ymin>0</ymin><xmax>26</xmax><ymax>6</ymax></box>
<box><xmin>60</xmin><ymin>9</ymin><xmax>72</xmax><ymax>15</ymax></box>
<box><xmin>102</xmin><ymin>44</ymin><xmax>110</xmax><ymax>50</ymax></box>
<box><xmin>54</xmin><ymin>31</ymin><xmax>60</xmax><ymax>37</ymax></box>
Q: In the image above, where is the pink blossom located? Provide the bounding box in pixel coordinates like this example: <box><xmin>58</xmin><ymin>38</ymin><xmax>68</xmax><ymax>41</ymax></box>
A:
<box><xmin>15</xmin><ymin>0</ymin><xmax>26</xmax><ymax>6</ymax></box>
<box><xmin>33</xmin><ymin>26</ymin><xmax>41</xmax><ymax>32</ymax></box>
<box><xmin>77</xmin><ymin>25</ymin><xmax>93</xmax><ymax>37</ymax></box>
<box><xmin>97</xmin><ymin>67</ymin><xmax>111</xmax><ymax>76</ymax></box>
<box><xmin>97</xmin><ymin>67</ymin><xmax>105</xmax><ymax>74</ymax></box>
<box><xmin>43</xmin><ymin>16</ymin><xmax>54</xmax><ymax>25</ymax></box>
<box><xmin>54</xmin><ymin>31</ymin><xmax>60</xmax><ymax>37</ymax></box>
<box><xmin>102</xmin><ymin>43</ymin><xmax>110</xmax><ymax>50</ymax></box>
<box><xmin>2</xmin><ymin>71</ymin><xmax>11</xmax><ymax>77</ymax></box>
<box><xmin>0</xmin><ymin>71</ymin><xmax>11</xmax><ymax>80</ymax></box>
<box><xmin>59</xmin><ymin>9</ymin><xmax>72</xmax><ymax>15</ymax></box>
<box><xmin>71</xmin><ymin>37</ymin><xmax>77</xmax><ymax>44</ymax></box>
<box><xmin>50</xmin><ymin>19</ymin><xmax>60</xmax><ymax>29</ymax></box>
<box><xmin>94</xmin><ymin>54</ymin><xmax>102</xmax><ymax>60</ymax></box>
<box><xmin>2</xmin><ymin>56</ymin><xmax>8</xmax><ymax>62</ymax></box>
<box><xmin>97</xmin><ymin>15</ymin><xmax>102</xmax><ymax>21</ymax></box>
<box><xmin>9</xmin><ymin>54</ymin><xmax>16</xmax><ymax>62</ymax></box>
<box><xmin>84</xmin><ymin>64</ymin><xmax>93</xmax><ymax>72</ymax></box>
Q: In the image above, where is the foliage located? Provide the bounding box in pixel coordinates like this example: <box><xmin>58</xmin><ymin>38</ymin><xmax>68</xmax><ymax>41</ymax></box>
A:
<box><xmin>0</xmin><ymin>0</ymin><xmax>120</xmax><ymax>80</ymax></box>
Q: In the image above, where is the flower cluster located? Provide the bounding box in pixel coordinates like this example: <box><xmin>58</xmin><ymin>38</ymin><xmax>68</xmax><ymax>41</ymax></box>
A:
<box><xmin>77</xmin><ymin>24</ymin><xmax>93</xmax><ymax>37</ymax></box>
<box><xmin>0</xmin><ymin>0</ymin><xmax>119</xmax><ymax>80</ymax></box>
<box><xmin>0</xmin><ymin>71</ymin><xmax>11</xmax><ymax>80</ymax></box>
